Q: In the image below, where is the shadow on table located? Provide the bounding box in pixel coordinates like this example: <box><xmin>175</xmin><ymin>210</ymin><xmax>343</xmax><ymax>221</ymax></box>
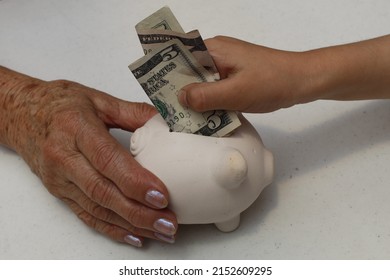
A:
<box><xmin>169</xmin><ymin>100</ymin><xmax>389</xmax><ymax>254</ymax></box>
<box><xmin>245</xmin><ymin>100</ymin><xmax>389</xmax><ymax>230</ymax></box>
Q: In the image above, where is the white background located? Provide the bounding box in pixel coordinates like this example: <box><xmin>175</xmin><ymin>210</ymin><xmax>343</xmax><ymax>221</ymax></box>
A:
<box><xmin>0</xmin><ymin>0</ymin><xmax>389</xmax><ymax>259</ymax></box>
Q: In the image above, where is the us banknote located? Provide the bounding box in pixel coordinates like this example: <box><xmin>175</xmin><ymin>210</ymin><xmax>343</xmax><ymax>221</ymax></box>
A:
<box><xmin>135</xmin><ymin>6</ymin><xmax>185</xmax><ymax>33</ymax></box>
<box><xmin>129</xmin><ymin>39</ymin><xmax>241</xmax><ymax>136</ymax></box>
<box><xmin>136</xmin><ymin>29</ymin><xmax>219</xmax><ymax>80</ymax></box>
<box><xmin>135</xmin><ymin>6</ymin><xmax>219</xmax><ymax>80</ymax></box>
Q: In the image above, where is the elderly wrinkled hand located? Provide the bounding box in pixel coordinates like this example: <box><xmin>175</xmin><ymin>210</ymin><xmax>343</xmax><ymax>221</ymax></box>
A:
<box><xmin>0</xmin><ymin>66</ymin><xmax>177</xmax><ymax>247</ymax></box>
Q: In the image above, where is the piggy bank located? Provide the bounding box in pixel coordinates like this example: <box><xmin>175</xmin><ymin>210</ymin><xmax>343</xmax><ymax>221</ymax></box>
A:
<box><xmin>130</xmin><ymin>114</ymin><xmax>274</xmax><ymax>232</ymax></box>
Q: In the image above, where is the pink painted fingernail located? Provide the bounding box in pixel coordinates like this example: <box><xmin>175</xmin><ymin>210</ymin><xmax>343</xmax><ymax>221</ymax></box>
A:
<box><xmin>124</xmin><ymin>234</ymin><xmax>142</xmax><ymax>248</ymax></box>
<box><xmin>153</xmin><ymin>218</ymin><xmax>177</xmax><ymax>235</ymax></box>
<box><xmin>145</xmin><ymin>189</ymin><xmax>168</xmax><ymax>208</ymax></box>
<box><xmin>154</xmin><ymin>232</ymin><xmax>176</xmax><ymax>244</ymax></box>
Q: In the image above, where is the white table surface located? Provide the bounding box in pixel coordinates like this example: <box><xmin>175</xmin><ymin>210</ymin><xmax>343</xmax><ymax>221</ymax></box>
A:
<box><xmin>1</xmin><ymin>0</ymin><xmax>389</xmax><ymax>260</ymax></box>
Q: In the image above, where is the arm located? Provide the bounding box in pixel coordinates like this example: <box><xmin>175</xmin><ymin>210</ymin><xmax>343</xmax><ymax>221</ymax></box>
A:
<box><xmin>0</xmin><ymin>66</ymin><xmax>177</xmax><ymax>247</ymax></box>
<box><xmin>178</xmin><ymin>35</ymin><xmax>390</xmax><ymax>113</ymax></box>
<box><xmin>305</xmin><ymin>35</ymin><xmax>390</xmax><ymax>101</ymax></box>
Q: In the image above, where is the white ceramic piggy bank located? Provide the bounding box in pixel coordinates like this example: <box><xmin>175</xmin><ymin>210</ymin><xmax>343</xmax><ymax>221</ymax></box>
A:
<box><xmin>130</xmin><ymin>114</ymin><xmax>274</xmax><ymax>232</ymax></box>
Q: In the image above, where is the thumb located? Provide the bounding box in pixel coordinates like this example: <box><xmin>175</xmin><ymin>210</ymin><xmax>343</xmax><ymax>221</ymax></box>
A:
<box><xmin>94</xmin><ymin>93</ymin><xmax>157</xmax><ymax>131</ymax></box>
<box><xmin>178</xmin><ymin>79</ymin><xmax>238</xmax><ymax>112</ymax></box>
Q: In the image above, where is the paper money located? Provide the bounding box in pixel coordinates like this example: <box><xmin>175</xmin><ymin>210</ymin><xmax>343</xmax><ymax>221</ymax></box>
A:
<box><xmin>135</xmin><ymin>5</ymin><xmax>219</xmax><ymax>80</ymax></box>
<box><xmin>136</xmin><ymin>29</ymin><xmax>219</xmax><ymax>80</ymax></box>
<box><xmin>130</xmin><ymin>6</ymin><xmax>241</xmax><ymax>136</ymax></box>
<box><xmin>129</xmin><ymin>39</ymin><xmax>241</xmax><ymax>136</ymax></box>
<box><xmin>135</xmin><ymin>6</ymin><xmax>185</xmax><ymax>33</ymax></box>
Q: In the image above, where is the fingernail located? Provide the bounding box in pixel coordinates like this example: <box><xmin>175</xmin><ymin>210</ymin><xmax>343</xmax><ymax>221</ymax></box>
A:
<box><xmin>154</xmin><ymin>232</ymin><xmax>176</xmax><ymax>244</ymax></box>
<box><xmin>153</xmin><ymin>218</ymin><xmax>177</xmax><ymax>235</ymax></box>
<box><xmin>178</xmin><ymin>90</ymin><xmax>188</xmax><ymax>107</ymax></box>
<box><xmin>124</xmin><ymin>234</ymin><xmax>142</xmax><ymax>248</ymax></box>
<box><xmin>145</xmin><ymin>189</ymin><xmax>168</xmax><ymax>209</ymax></box>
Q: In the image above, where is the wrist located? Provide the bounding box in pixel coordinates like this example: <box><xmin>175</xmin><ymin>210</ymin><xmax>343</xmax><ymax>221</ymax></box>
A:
<box><xmin>0</xmin><ymin>67</ymin><xmax>46</xmax><ymax>150</ymax></box>
<box><xmin>298</xmin><ymin>35</ymin><xmax>390</xmax><ymax>103</ymax></box>
<box><xmin>299</xmin><ymin>45</ymin><xmax>360</xmax><ymax>103</ymax></box>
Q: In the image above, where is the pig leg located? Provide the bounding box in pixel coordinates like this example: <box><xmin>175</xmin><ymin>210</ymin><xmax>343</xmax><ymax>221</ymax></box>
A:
<box><xmin>215</xmin><ymin>215</ymin><xmax>240</xmax><ymax>232</ymax></box>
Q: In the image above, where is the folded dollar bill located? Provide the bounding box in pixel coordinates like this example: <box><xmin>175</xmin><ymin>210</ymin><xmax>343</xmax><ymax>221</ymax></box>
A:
<box><xmin>129</xmin><ymin>6</ymin><xmax>241</xmax><ymax>136</ymax></box>
<box><xmin>136</xmin><ymin>29</ymin><xmax>220</xmax><ymax>80</ymax></box>
<box><xmin>135</xmin><ymin>6</ymin><xmax>185</xmax><ymax>33</ymax></box>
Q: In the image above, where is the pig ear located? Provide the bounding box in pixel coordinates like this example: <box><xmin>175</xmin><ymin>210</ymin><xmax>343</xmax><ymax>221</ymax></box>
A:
<box><xmin>130</xmin><ymin>126</ymin><xmax>148</xmax><ymax>156</ymax></box>
<box><xmin>130</xmin><ymin>114</ymin><xmax>170</xmax><ymax>157</ymax></box>
<box><xmin>213</xmin><ymin>148</ymin><xmax>248</xmax><ymax>189</ymax></box>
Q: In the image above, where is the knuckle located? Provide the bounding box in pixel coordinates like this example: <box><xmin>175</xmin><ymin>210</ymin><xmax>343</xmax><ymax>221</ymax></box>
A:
<box><xmin>64</xmin><ymin>197</ymin><xmax>121</xmax><ymax>240</ymax></box>
<box><xmin>90</xmin><ymin>140</ymin><xmax>119</xmax><ymax>173</ymax></box>
<box><xmin>77</xmin><ymin>208</ymin><xmax>120</xmax><ymax>241</ymax></box>
<box><xmin>134</xmin><ymin>102</ymin><xmax>156</xmax><ymax>118</ymax></box>
<box><xmin>38</xmin><ymin>145</ymin><xmax>78</xmax><ymax>184</ymax></box>
<box><xmin>40</xmin><ymin>141</ymin><xmax>63</xmax><ymax>164</ymax></box>
<box><xmin>84</xmin><ymin>175</ymin><xmax>116</xmax><ymax>207</ymax></box>
<box><xmin>89</xmin><ymin>203</ymin><xmax>115</xmax><ymax>222</ymax></box>
<box><xmin>119</xmin><ymin>169</ymin><xmax>144</xmax><ymax>198</ymax></box>
<box><xmin>43</xmin><ymin>180</ymin><xmax>66</xmax><ymax>198</ymax></box>
<box><xmin>208</xmin><ymin>35</ymin><xmax>226</xmax><ymax>47</ymax></box>
<box><xmin>38</xmin><ymin>144</ymin><xmax>66</xmax><ymax>183</ymax></box>
<box><xmin>94</xmin><ymin>221</ymin><xmax>117</xmax><ymax>237</ymax></box>
<box><xmin>120</xmin><ymin>167</ymin><xmax>160</xmax><ymax>203</ymax></box>
<box><xmin>126</xmin><ymin>206</ymin><xmax>146</xmax><ymax>228</ymax></box>
<box><xmin>124</xmin><ymin>102</ymin><xmax>156</xmax><ymax>129</ymax></box>
<box><xmin>77</xmin><ymin>209</ymin><xmax>98</xmax><ymax>229</ymax></box>
<box><xmin>212</xmin><ymin>35</ymin><xmax>226</xmax><ymax>42</ymax></box>
<box><xmin>48</xmin><ymin>79</ymin><xmax>73</xmax><ymax>90</ymax></box>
